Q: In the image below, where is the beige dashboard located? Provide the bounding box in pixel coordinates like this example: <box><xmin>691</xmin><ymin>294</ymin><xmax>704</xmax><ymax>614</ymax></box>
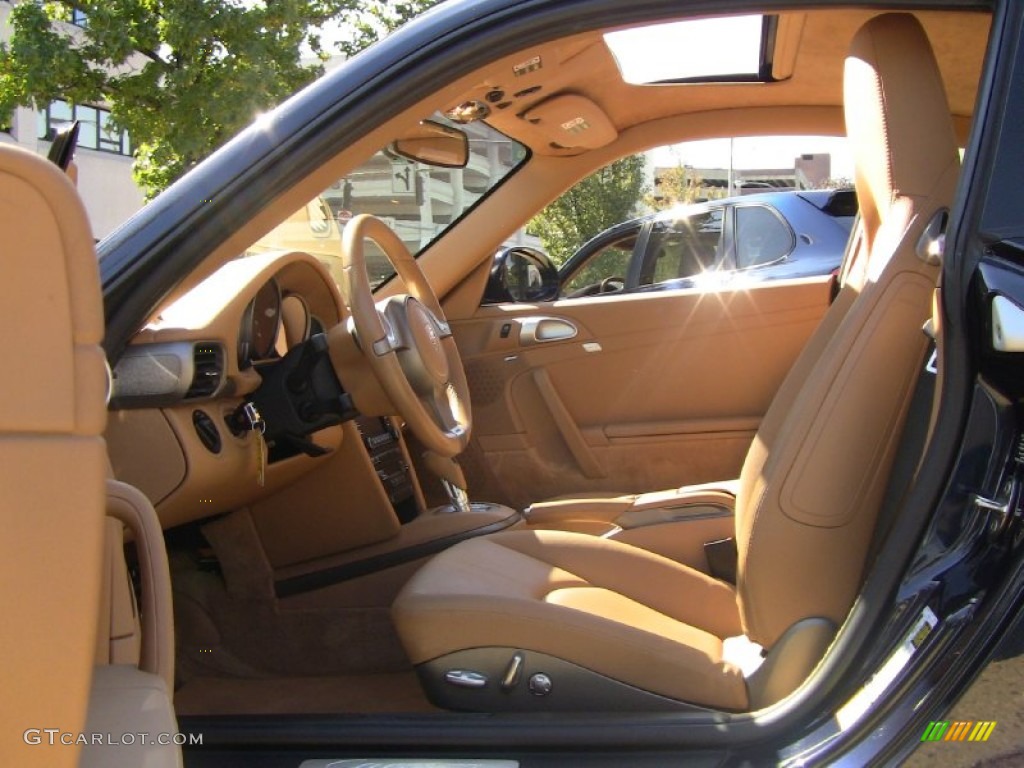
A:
<box><xmin>105</xmin><ymin>251</ymin><xmax>350</xmax><ymax>529</ymax></box>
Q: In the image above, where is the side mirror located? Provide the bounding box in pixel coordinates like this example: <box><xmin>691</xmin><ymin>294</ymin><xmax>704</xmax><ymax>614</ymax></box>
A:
<box><xmin>483</xmin><ymin>246</ymin><xmax>560</xmax><ymax>304</ymax></box>
<box><xmin>390</xmin><ymin>120</ymin><xmax>468</xmax><ymax>168</ymax></box>
<box><xmin>47</xmin><ymin>120</ymin><xmax>80</xmax><ymax>171</ymax></box>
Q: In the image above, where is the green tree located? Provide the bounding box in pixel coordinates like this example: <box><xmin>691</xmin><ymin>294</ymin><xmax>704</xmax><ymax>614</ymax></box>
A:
<box><xmin>335</xmin><ymin>1</ymin><xmax>440</xmax><ymax>58</ymax></box>
<box><xmin>645</xmin><ymin>164</ymin><xmax>704</xmax><ymax>211</ymax></box>
<box><xmin>529</xmin><ymin>154</ymin><xmax>648</xmax><ymax>266</ymax></box>
<box><xmin>817</xmin><ymin>177</ymin><xmax>855</xmax><ymax>190</ymax></box>
<box><xmin>0</xmin><ymin>0</ymin><xmax>440</xmax><ymax>196</ymax></box>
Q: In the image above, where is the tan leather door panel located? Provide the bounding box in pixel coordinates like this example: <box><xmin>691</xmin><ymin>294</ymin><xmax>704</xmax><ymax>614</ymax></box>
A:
<box><xmin>452</xmin><ymin>278</ymin><xmax>832</xmax><ymax>509</ymax></box>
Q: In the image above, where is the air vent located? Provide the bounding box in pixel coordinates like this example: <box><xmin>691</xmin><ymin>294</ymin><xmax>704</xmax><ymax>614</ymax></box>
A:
<box><xmin>186</xmin><ymin>344</ymin><xmax>224</xmax><ymax>399</ymax></box>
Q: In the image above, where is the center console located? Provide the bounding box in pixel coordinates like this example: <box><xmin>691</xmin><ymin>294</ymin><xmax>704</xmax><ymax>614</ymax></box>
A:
<box><xmin>354</xmin><ymin>416</ymin><xmax>418</xmax><ymax>523</ymax></box>
<box><xmin>259</xmin><ymin>416</ymin><xmax>522</xmax><ymax>598</ymax></box>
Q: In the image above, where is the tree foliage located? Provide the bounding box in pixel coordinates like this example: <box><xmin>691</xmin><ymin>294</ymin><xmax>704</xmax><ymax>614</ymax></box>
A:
<box><xmin>529</xmin><ymin>154</ymin><xmax>648</xmax><ymax>266</ymax></box>
<box><xmin>645</xmin><ymin>164</ymin><xmax>705</xmax><ymax>211</ymax></box>
<box><xmin>334</xmin><ymin>0</ymin><xmax>440</xmax><ymax>58</ymax></box>
<box><xmin>817</xmin><ymin>176</ymin><xmax>855</xmax><ymax>190</ymax></box>
<box><xmin>0</xmin><ymin>0</ymin><xmax>439</xmax><ymax>196</ymax></box>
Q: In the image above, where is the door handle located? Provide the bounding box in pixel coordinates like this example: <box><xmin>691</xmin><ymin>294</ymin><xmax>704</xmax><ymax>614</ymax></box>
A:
<box><xmin>518</xmin><ymin>316</ymin><xmax>578</xmax><ymax>345</ymax></box>
<box><xmin>532</xmin><ymin>368</ymin><xmax>606</xmax><ymax>479</ymax></box>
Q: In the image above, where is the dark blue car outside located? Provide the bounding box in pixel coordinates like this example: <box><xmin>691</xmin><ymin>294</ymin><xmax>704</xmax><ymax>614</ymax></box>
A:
<box><xmin>560</xmin><ymin>188</ymin><xmax>857</xmax><ymax>296</ymax></box>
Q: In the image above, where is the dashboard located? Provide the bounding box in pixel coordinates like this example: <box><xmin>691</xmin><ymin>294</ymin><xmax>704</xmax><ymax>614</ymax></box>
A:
<box><xmin>113</xmin><ymin>251</ymin><xmax>340</xmax><ymax>407</ymax></box>
<box><xmin>105</xmin><ymin>250</ymin><xmax>356</xmax><ymax>529</ymax></box>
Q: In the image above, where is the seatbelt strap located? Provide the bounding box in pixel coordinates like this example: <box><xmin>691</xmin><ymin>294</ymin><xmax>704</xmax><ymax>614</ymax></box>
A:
<box><xmin>704</xmin><ymin>537</ymin><xmax>738</xmax><ymax>584</ymax></box>
<box><xmin>834</xmin><ymin>215</ymin><xmax>866</xmax><ymax>302</ymax></box>
<box><xmin>869</xmin><ymin>211</ymin><xmax>948</xmax><ymax>561</ymax></box>
<box><xmin>868</xmin><ymin>331</ymin><xmax>937</xmax><ymax>564</ymax></box>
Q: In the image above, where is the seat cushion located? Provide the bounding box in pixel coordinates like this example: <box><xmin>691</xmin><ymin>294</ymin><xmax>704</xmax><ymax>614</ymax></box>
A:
<box><xmin>393</xmin><ymin>529</ymin><xmax>748</xmax><ymax>710</ymax></box>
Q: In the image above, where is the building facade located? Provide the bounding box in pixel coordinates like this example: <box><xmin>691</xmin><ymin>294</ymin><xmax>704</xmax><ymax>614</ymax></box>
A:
<box><xmin>0</xmin><ymin>2</ymin><xmax>145</xmax><ymax>238</ymax></box>
<box><xmin>653</xmin><ymin>152</ymin><xmax>834</xmax><ymax>204</ymax></box>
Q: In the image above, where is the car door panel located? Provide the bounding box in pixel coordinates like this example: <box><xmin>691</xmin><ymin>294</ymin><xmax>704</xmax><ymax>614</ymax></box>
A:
<box><xmin>452</xmin><ymin>276</ymin><xmax>832</xmax><ymax>509</ymax></box>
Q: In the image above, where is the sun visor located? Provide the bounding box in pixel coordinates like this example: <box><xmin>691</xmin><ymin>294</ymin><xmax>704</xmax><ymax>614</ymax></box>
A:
<box><xmin>520</xmin><ymin>93</ymin><xmax>618</xmax><ymax>150</ymax></box>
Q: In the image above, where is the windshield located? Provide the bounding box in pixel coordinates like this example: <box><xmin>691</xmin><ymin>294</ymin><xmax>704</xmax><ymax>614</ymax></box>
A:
<box><xmin>250</xmin><ymin>118</ymin><xmax>528</xmax><ymax>289</ymax></box>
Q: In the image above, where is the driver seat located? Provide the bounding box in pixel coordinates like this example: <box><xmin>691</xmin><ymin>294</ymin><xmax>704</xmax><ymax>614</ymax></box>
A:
<box><xmin>392</xmin><ymin>13</ymin><xmax>960</xmax><ymax>711</ymax></box>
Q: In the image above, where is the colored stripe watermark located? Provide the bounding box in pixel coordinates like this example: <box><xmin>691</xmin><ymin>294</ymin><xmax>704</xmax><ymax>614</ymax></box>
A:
<box><xmin>921</xmin><ymin>721</ymin><xmax>997</xmax><ymax>742</ymax></box>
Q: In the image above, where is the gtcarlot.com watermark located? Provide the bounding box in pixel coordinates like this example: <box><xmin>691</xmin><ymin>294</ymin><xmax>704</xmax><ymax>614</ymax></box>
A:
<box><xmin>24</xmin><ymin>729</ymin><xmax>202</xmax><ymax>747</ymax></box>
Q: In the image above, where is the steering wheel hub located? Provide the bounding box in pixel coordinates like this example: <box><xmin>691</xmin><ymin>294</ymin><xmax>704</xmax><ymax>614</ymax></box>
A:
<box><xmin>404</xmin><ymin>298</ymin><xmax>450</xmax><ymax>386</ymax></box>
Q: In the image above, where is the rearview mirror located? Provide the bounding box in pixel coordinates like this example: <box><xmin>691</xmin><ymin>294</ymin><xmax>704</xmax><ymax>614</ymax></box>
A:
<box><xmin>390</xmin><ymin>120</ymin><xmax>469</xmax><ymax>168</ymax></box>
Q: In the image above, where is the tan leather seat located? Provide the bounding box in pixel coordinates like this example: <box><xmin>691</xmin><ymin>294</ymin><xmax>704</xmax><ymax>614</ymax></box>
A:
<box><xmin>393</xmin><ymin>13</ymin><xmax>960</xmax><ymax>712</ymax></box>
<box><xmin>0</xmin><ymin>145</ymin><xmax>109</xmax><ymax>768</ymax></box>
<box><xmin>0</xmin><ymin>145</ymin><xmax>181</xmax><ymax>766</ymax></box>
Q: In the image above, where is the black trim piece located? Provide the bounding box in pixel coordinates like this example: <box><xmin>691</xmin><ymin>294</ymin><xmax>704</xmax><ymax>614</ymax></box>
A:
<box><xmin>759</xmin><ymin>13</ymin><xmax>780</xmax><ymax>82</ymax></box>
<box><xmin>273</xmin><ymin>513</ymin><xmax>522</xmax><ymax>597</ymax></box>
<box><xmin>418</xmin><ymin>648</ymin><xmax>715</xmax><ymax>712</ymax></box>
<box><xmin>192</xmin><ymin>409</ymin><xmax>223</xmax><ymax>454</ymax></box>
<box><xmin>652</xmin><ymin>72</ymin><xmax>765</xmax><ymax>85</ymax></box>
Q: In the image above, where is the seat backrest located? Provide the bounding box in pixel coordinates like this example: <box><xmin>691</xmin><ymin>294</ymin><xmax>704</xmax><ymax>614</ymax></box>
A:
<box><xmin>734</xmin><ymin>13</ymin><xmax>960</xmax><ymax>650</ymax></box>
<box><xmin>0</xmin><ymin>146</ymin><xmax>109</xmax><ymax>767</ymax></box>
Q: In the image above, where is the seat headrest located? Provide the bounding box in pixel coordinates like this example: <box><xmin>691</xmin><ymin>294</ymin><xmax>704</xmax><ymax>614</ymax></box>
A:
<box><xmin>844</xmin><ymin>13</ymin><xmax>959</xmax><ymax>251</ymax></box>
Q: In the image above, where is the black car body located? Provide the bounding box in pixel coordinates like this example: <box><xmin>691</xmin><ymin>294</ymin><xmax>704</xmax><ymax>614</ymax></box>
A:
<box><xmin>6</xmin><ymin>1</ymin><xmax>1024</xmax><ymax>768</ymax></box>
<box><xmin>560</xmin><ymin>189</ymin><xmax>857</xmax><ymax>296</ymax></box>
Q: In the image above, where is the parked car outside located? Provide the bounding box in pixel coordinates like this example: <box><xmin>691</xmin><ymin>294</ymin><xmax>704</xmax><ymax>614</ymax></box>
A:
<box><xmin>560</xmin><ymin>188</ymin><xmax>858</xmax><ymax>297</ymax></box>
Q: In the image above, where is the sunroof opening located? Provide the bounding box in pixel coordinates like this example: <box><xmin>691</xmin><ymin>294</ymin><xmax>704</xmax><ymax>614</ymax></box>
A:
<box><xmin>604</xmin><ymin>15</ymin><xmax>771</xmax><ymax>85</ymax></box>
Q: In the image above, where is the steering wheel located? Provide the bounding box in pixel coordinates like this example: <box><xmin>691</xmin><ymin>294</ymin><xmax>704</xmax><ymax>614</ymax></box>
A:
<box><xmin>566</xmin><ymin>275</ymin><xmax>625</xmax><ymax>299</ymax></box>
<box><xmin>599</xmin><ymin>276</ymin><xmax>625</xmax><ymax>293</ymax></box>
<box><xmin>338</xmin><ymin>214</ymin><xmax>471</xmax><ymax>458</ymax></box>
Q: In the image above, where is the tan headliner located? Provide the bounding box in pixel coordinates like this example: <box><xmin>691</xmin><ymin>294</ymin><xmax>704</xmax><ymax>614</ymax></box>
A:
<box><xmin>453</xmin><ymin>9</ymin><xmax>988</xmax><ymax>157</ymax></box>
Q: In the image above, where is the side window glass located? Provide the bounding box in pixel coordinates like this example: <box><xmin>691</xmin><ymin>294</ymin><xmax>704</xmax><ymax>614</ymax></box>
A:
<box><xmin>640</xmin><ymin>209</ymin><xmax>723</xmax><ymax>287</ymax></box>
<box><xmin>561</xmin><ymin>235</ymin><xmax>635</xmax><ymax>297</ymax></box>
<box><xmin>735</xmin><ymin>205</ymin><xmax>794</xmax><ymax>268</ymax></box>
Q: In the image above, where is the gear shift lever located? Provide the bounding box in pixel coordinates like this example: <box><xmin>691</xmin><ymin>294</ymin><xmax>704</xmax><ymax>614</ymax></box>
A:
<box><xmin>422</xmin><ymin>451</ymin><xmax>472</xmax><ymax>514</ymax></box>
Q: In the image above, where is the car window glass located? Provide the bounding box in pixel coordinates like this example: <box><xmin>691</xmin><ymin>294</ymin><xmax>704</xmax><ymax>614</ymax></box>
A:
<box><xmin>562</xmin><ymin>235</ymin><xmax>635</xmax><ymax>296</ymax></box>
<box><xmin>734</xmin><ymin>205</ymin><xmax>794</xmax><ymax>268</ymax></box>
<box><xmin>640</xmin><ymin>208</ymin><xmax>723</xmax><ymax>286</ymax></box>
<box><xmin>522</xmin><ymin>136</ymin><xmax>857</xmax><ymax>301</ymax></box>
<box><xmin>250</xmin><ymin>118</ymin><xmax>527</xmax><ymax>289</ymax></box>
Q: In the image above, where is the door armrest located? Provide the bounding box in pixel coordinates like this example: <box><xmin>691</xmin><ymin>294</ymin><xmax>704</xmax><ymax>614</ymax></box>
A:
<box><xmin>525</xmin><ymin>493</ymin><xmax>637</xmax><ymax>527</ymax></box>
<box><xmin>525</xmin><ymin>480</ymin><xmax>738</xmax><ymax>531</ymax></box>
